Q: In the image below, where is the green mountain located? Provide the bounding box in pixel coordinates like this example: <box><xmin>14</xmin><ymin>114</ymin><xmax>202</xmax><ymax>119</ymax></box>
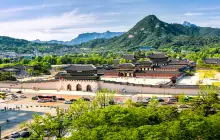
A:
<box><xmin>79</xmin><ymin>15</ymin><xmax>220</xmax><ymax>51</ymax></box>
<box><xmin>0</xmin><ymin>36</ymin><xmax>74</xmax><ymax>54</ymax></box>
<box><xmin>1</xmin><ymin>15</ymin><xmax>220</xmax><ymax>54</ymax></box>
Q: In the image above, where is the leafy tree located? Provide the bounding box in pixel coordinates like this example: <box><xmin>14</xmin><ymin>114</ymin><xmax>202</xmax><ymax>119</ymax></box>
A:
<box><xmin>95</xmin><ymin>88</ymin><xmax>115</xmax><ymax>108</ymax></box>
<box><xmin>21</xmin><ymin>108</ymin><xmax>72</xmax><ymax>139</ymax></box>
<box><xmin>148</xmin><ymin>96</ymin><xmax>159</xmax><ymax>109</ymax></box>
<box><xmin>119</xmin><ymin>58</ymin><xmax>126</xmax><ymax>64</ymax></box>
<box><xmin>191</xmin><ymin>85</ymin><xmax>220</xmax><ymax>116</ymax></box>
<box><xmin>179</xmin><ymin>92</ymin><xmax>187</xmax><ymax>105</ymax></box>
<box><xmin>27</xmin><ymin>68</ymin><xmax>33</xmax><ymax>75</ymax></box>
<box><xmin>20</xmin><ymin>58</ymin><xmax>29</xmax><ymax>64</ymax></box>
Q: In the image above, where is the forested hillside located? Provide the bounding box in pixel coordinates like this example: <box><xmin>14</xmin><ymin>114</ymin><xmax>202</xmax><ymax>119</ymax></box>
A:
<box><xmin>2</xmin><ymin>15</ymin><xmax>220</xmax><ymax>53</ymax></box>
<box><xmin>87</xmin><ymin>15</ymin><xmax>220</xmax><ymax>51</ymax></box>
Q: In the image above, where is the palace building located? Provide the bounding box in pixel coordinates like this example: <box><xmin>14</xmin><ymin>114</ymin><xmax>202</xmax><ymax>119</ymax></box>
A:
<box><xmin>204</xmin><ymin>58</ymin><xmax>220</xmax><ymax>66</ymax></box>
<box><xmin>101</xmin><ymin>53</ymin><xmax>195</xmax><ymax>80</ymax></box>
<box><xmin>55</xmin><ymin>64</ymin><xmax>99</xmax><ymax>80</ymax></box>
<box><xmin>55</xmin><ymin>53</ymin><xmax>195</xmax><ymax>83</ymax></box>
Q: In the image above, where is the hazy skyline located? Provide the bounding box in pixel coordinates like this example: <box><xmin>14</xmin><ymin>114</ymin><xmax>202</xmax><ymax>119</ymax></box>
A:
<box><xmin>0</xmin><ymin>0</ymin><xmax>220</xmax><ymax>41</ymax></box>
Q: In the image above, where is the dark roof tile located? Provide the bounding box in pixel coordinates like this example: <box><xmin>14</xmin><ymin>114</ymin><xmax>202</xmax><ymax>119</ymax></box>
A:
<box><xmin>122</xmin><ymin>54</ymin><xmax>135</xmax><ymax>60</ymax></box>
<box><xmin>148</xmin><ymin>53</ymin><xmax>168</xmax><ymax>59</ymax></box>
<box><xmin>64</xmin><ymin>64</ymin><xmax>96</xmax><ymax>71</ymax></box>
<box><xmin>118</xmin><ymin>63</ymin><xmax>135</xmax><ymax>68</ymax></box>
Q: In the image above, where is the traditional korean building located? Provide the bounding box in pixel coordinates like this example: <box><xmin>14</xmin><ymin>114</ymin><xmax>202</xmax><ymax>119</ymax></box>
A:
<box><xmin>55</xmin><ymin>53</ymin><xmax>195</xmax><ymax>82</ymax></box>
<box><xmin>0</xmin><ymin>64</ymin><xmax>34</xmax><ymax>75</ymax></box>
<box><xmin>102</xmin><ymin>53</ymin><xmax>194</xmax><ymax>79</ymax></box>
<box><xmin>122</xmin><ymin>54</ymin><xmax>136</xmax><ymax>61</ymax></box>
<box><xmin>148</xmin><ymin>53</ymin><xmax>169</xmax><ymax>65</ymax></box>
<box><xmin>55</xmin><ymin>64</ymin><xmax>99</xmax><ymax>80</ymax></box>
<box><xmin>204</xmin><ymin>58</ymin><xmax>220</xmax><ymax>65</ymax></box>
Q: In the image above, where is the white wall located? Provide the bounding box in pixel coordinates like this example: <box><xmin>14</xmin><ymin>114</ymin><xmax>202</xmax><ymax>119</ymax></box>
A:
<box><xmin>59</xmin><ymin>80</ymin><xmax>98</xmax><ymax>92</ymax></box>
<box><xmin>98</xmin><ymin>81</ymin><xmax>200</xmax><ymax>95</ymax></box>
<box><xmin>0</xmin><ymin>81</ymin><xmax>59</xmax><ymax>90</ymax></box>
<box><xmin>0</xmin><ymin>80</ymin><xmax>200</xmax><ymax>95</ymax></box>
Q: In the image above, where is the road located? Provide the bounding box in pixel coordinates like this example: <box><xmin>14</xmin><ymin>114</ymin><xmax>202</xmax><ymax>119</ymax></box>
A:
<box><xmin>0</xmin><ymin>88</ymin><xmax>197</xmax><ymax>139</ymax></box>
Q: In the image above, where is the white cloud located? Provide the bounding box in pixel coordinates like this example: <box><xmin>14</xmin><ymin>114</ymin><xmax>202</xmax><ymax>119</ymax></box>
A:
<box><xmin>0</xmin><ymin>9</ymin><xmax>128</xmax><ymax>41</ymax></box>
<box><xmin>184</xmin><ymin>12</ymin><xmax>204</xmax><ymax>16</ymax></box>
<box><xmin>0</xmin><ymin>3</ymin><xmax>70</xmax><ymax>13</ymax></box>
<box><xmin>0</xmin><ymin>9</ymin><xmax>96</xmax><ymax>40</ymax></box>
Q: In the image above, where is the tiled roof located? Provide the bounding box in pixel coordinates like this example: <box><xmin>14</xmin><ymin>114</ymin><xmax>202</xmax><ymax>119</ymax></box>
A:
<box><xmin>55</xmin><ymin>71</ymin><xmax>67</xmax><ymax>76</ymax></box>
<box><xmin>64</xmin><ymin>64</ymin><xmax>96</xmax><ymax>71</ymax></box>
<box><xmin>159</xmin><ymin>65</ymin><xmax>186</xmax><ymax>69</ymax></box>
<box><xmin>148</xmin><ymin>53</ymin><xmax>168</xmax><ymax>59</ymax></box>
<box><xmin>98</xmin><ymin>69</ymin><xmax>117</xmax><ymax>74</ymax></box>
<box><xmin>141</xmin><ymin>60</ymin><xmax>152</xmax><ymax>64</ymax></box>
<box><xmin>122</xmin><ymin>54</ymin><xmax>135</xmax><ymax>60</ymax></box>
<box><xmin>2</xmin><ymin>68</ymin><xmax>20</xmax><ymax>72</ymax></box>
<box><xmin>169</xmin><ymin>60</ymin><xmax>190</xmax><ymax>65</ymax></box>
<box><xmin>118</xmin><ymin>63</ymin><xmax>135</xmax><ymax>68</ymax></box>
<box><xmin>204</xmin><ymin>58</ymin><xmax>220</xmax><ymax>65</ymax></box>
<box><xmin>137</xmin><ymin>70</ymin><xmax>181</xmax><ymax>74</ymax></box>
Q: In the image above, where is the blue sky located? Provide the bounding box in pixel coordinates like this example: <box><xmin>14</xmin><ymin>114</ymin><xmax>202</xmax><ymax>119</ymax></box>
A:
<box><xmin>0</xmin><ymin>0</ymin><xmax>220</xmax><ymax>41</ymax></box>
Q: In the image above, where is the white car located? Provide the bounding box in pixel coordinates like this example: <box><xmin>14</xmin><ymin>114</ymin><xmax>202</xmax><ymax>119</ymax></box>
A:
<box><xmin>20</xmin><ymin>95</ymin><xmax>27</xmax><ymax>98</ymax></box>
<box><xmin>11</xmin><ymin>132</ymin><xmax>20</xmax><ymax>138</ymax></box>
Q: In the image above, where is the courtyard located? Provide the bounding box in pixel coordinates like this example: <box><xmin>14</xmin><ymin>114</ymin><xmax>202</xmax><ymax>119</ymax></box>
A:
<box><xmin>101</xmin><ymin>77</ymin><xmax>170</xmax><ymax>85</ymax></box>
<box><xmin>177</xmin><ymin>70</ymin><xmax>220</xmax><ymax>86</ymax></box>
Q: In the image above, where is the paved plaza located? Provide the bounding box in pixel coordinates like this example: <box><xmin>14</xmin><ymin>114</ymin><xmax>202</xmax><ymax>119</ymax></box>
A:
<box><xmin>101</xmin><ymin>77</ymin><xmax>170</xmax><ymax>85</ymax></box>
<box><xmin>177</xmin><ymin>73</ymin><xmax>220</xmax><ymax>85</ymax></box>
<box><xmin>177</xmin><ymin>74</ymin><xmax>199</xmax><ymax>85</ymax></box>
<box><xmin>0</xmin><ymin>104</ymin><xmax>56</xmax><ymax>137</ymax></box>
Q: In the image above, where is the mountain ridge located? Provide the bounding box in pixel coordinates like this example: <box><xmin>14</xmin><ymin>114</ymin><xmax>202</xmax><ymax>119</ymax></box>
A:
<box><xmin>183</xmin><ymin>21</ymin><xmax>197</xmax><ymax>27</ymax></box>
<box><xmin>33</xmin><ymin>31</ymin><xmax>124</xmax><ymax>45</ymax></box>
<box><xmin>79</xmin><ymin>15</ymin><xmax>220</xmax><ymax>51</ymax></box>
<box><xmin>2</xmin><ymin>15</ymin><xmax>220</xmax><ymax>53</ymax></box>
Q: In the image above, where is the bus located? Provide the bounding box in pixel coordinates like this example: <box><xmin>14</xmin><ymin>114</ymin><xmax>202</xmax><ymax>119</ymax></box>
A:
<box><xmin>37</xmin><ymin>95</ymin><xmax>57</xmax><ymax>102</ymax></box>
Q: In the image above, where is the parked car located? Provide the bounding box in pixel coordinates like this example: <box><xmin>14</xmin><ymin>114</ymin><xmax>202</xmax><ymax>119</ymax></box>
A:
<box><xmin>57</xmin><ymin>97</ymin><xmax>65</xmax><ymax>101</ymax></box>
<box><xmin>32</xmin><ymin>96</ymin><xmax>38</xmax><ymax>100</ymax></box>
<box><xmin>20</xmin><ymin>131</ymin><xmax>30</xmax><ymax>138</ymax></box>
<box><xmin>38</xmin><ymin>100</ymin><xmax>46</xmax><ymax>103</ymax></box>
<box><xmin>168</xmin><ymin>98</ymin><xmax>178</xmax><ymax>103</ymax></box>
<box><xmin>20</xmin><ymin>95</ymin><xmax>27</xmax><ymax>98</ymax></box>
<box><xmin>157</xmin><ymin>98</ymin><xmax>165</xmax><ymax>102</ymax></box>
<box><xmin>16</xmin><ymin>91</ymin><xmax>22</xmax><ymax>94</ymax></box>
<box><xmin>11</xmin><ymin>132</ymin><xmax>20</xmax><ymax>138</ymax></box>
<box><xmin>64</xmin><ymin>101</ymin><xmax>72</xmax><ymax>104</ymax></box>
<box><xmin>70</xmin><ymin>99</ymin><xmax>77</xmax><ymax>102</ymax></box>
<box><xmin>145</xmin><ymin>97</ymin><xmax>151</xmax><ymax>100</ymax></box>
<box><xmin>12</xmin><ymin>94</ymin><xmax>18</xmax><ymax>98</ymax></box>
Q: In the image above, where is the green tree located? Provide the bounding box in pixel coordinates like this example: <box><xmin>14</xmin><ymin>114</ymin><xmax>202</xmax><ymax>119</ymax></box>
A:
<box><xmin>191</xmin><ymin>85</ymin><xmax>220</xmax><ymax>116</ymax></box>
<box><xmin>20</xmin><ymin>58</ymin><xmax>29</xmax><ymax>64</ymax></box>
<box><xmin>179</xmin><ymin>92</ymin><xmax>187</xmax><ymax>105</ymax></box>
<box><xmin>22</xmin><ymin>108</ymin><xmax>72</xmax><ymax>139</ymax></box>
<box><xmin>119</xmin><ymin>58</ymin><xmax>126</xmax><ymax>64</ymax></box>
<box><xmin>27</xmin><ymin>68</ymin><xmax>33</xmax><ymax>75</ymax></box>
<box><xmin>95</xmin><ymin>88</ymin><xmax>115</xmax><ymax>108</ymax></box>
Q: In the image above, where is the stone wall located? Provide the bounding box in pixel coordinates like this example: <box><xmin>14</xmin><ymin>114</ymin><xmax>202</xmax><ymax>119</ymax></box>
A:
<box><xmin>0</xmin><ymin>81</ymin><xmax>59</xmax><ymax>90</ymax></box>
<box><xmin>59</xmin><ymin>80</ymin><xmax>98</xmax><ymax>92</ymax></box>
<box><xmin>98</xmin><ymin>81</ymin><xmax>200</xmax><ymax>95</ymax></box>
<box><xmin>0</xmin><ymin>80</ymin><xmax>99</xmax><ymax>92</ymax></box>
<box><xmin>0</xmin><ymin>80</ymin><xmax>200</xmax><ymax>95</ymax></box>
